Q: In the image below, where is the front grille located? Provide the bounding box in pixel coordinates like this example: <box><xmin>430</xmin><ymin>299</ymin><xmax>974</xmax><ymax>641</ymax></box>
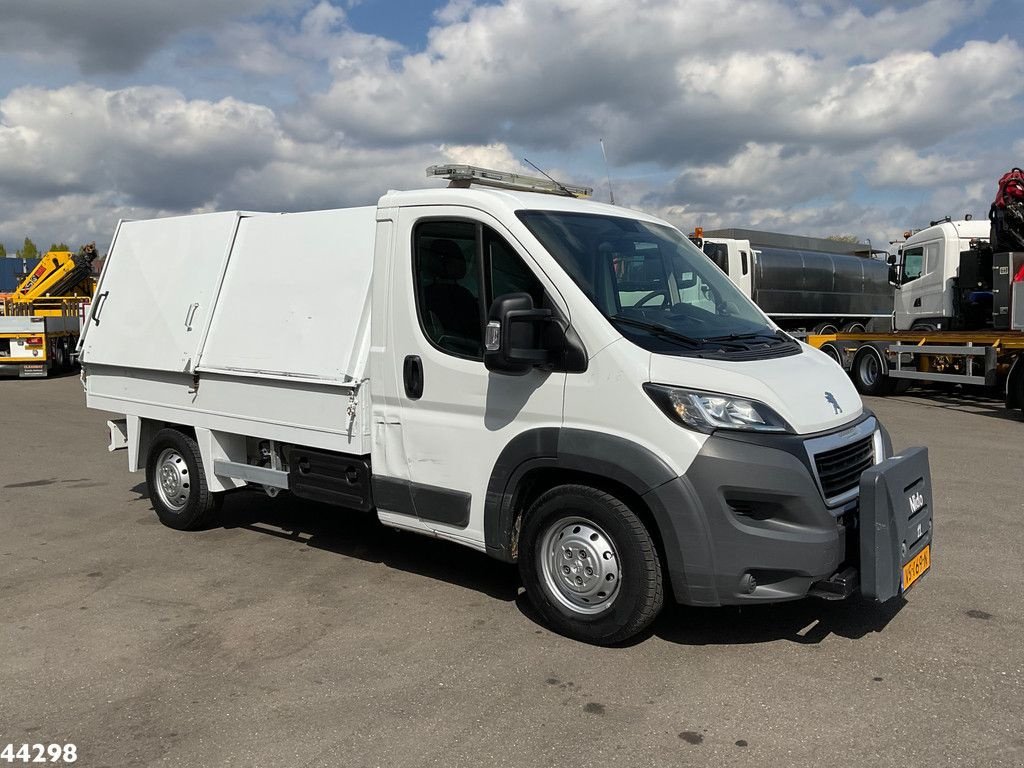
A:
<box><xmin>813</xmin><ymin>435</ymin><xmax>875</xmax><ymax>502</ymax></box>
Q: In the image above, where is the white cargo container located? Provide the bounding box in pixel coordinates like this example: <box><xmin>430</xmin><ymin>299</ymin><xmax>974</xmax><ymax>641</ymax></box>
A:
<box><xmin>82</xmin><ymin>165</ymin><xmax>934</xmax><ymax>644</ymax></box>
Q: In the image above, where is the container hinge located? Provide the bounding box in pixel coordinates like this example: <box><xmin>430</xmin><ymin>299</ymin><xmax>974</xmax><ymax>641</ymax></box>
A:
<box><xmin>187</xmin><ymin>373</ymin><xmax>200</xmax><ymax>395</ymax></box>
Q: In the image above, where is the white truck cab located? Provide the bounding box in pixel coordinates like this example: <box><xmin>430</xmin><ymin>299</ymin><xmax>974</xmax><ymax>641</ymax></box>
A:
<box><xmin>81</xmin><ymin>165</ymin><xmax>933</xmax><ymax>644</ymax></box>
<box><xmin>696</xmin><ymin>235</ymin><xmax>755</xmax><ymax>299</ymax></box>
<box><xmin>893</xmin><ymin>218</ymin><xmax>992</xmax><ymax>331</ymax></box>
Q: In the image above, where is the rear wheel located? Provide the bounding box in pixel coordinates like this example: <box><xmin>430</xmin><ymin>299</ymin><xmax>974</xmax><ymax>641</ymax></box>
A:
<box><xmin>52</xmin><ymin>340</ymin><xmax>66</xmax><ymax>372</ymax></box>
<box><xmin>812</xmin><ymin>322</ymin><xmax>839</xmax><ymax>335</ymax></box>
<box><xmin>851</xmin><ymin>345</ymin><xmax>891</xmax><ymax>396</ymax></box>
<box><xmin>841</xmin><ymin>321</ymin><xmax>867</xmax><ymax>333</ymax></box>
<box><xmin>62</xmin><ymin>338</ymin><xmax>75</xmax><ymax>371</ymax></box>
<box><xmin>145</xmin><ymin>428</ymin><xmax>221</xmax><ymax>530</ymax></box>
<box><xmin>519</xmin><ymin>485</ymin><xmax>663</xmax><ymax>645</ymax></box>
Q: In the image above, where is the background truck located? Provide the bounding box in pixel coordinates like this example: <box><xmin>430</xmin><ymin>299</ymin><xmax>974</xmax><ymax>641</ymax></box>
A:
<box><xmin>690</xmin><ymin>228</ymin><xmax>894</xmax><ymax>334</ymax></box>
<box><xmin>0</xmin><ymin>245</ymin><xmax>97</xmax><ymax>377</ymax></box>
<box><xmin>807</xmin><ymin>215</ymin><xmax>1024</xmax><ymax>414</ymax></box>
<box><xmin>80</xmin><ymin>164</ymin><xmax>932</xmax><ymax>644</ymax></box>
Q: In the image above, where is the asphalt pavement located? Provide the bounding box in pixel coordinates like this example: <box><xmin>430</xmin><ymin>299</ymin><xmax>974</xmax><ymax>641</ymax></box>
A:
<box><xmin>1</xmin><ymin>374</ymin><xmax>1022</xmax><ymax>767</ymax></box>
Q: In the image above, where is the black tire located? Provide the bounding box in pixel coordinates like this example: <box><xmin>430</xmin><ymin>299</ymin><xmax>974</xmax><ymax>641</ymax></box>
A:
<box><xmin>841</xmin><ymin>321</ymin><xmax>866</xmax><ymax>333</ymax></box>
<box><xmin>145</xmin><ymin>428</ymin><xmax>222</xmax><ymax>530</ymax></box>
<box><xmin>518</xmin><ymin>484</ymin><xmax>663</xmax><ymax>645</ymax></box>
<box><xmin>812</xmin><ymin>322</ymin><xmax>839</xmax><ymax>335</ymax></box>
<box><xmin>851</xmin><ymin>345</ymin><xmax>892</xmax><ymax>396</ymax></box>
<box><xmin>819</xmin><ymin>342</ymin><xmax>843</xmax><ymax>367</ymax></box>
<box><xmin>62</xmin><ymin>338</ymin><xmax>75</xmax><ymax>371</ymax></box>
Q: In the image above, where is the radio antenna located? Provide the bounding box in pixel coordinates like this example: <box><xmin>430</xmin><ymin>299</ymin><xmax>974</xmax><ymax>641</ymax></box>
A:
<box><xmin>599</xmin><ymin>138</ymin><xmax>615</xmax><ymax>205</ymax></box>
<box><xmin>522</xmin><ymin>158</ymin><xmax>575</xmax><ymax>197</ymax></box>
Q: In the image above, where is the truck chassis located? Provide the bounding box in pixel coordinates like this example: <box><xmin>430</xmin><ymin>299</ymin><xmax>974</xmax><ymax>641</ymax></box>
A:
<box><xmin>808</xmin><ymin>330</ymin><xmax>1024</xmax><ymax>415</ymax></box>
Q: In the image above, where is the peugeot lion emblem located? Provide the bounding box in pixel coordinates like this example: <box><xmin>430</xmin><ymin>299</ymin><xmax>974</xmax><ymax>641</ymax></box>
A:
<box><xmin>825</xmin><ymin>392</ymin><xmax>842</xmax><ymax>414</ymax></box>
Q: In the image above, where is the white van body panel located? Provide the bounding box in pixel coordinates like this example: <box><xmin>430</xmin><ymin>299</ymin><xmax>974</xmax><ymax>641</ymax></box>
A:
<box><xmin>197</xmin><ymin>208</ymin><xmax>376</xmax><ymax>384</ymax></box>
<box><xmin>81</xmin><ymin>212</ymin><xmax>259</xmax><ymax>373</ymax></box>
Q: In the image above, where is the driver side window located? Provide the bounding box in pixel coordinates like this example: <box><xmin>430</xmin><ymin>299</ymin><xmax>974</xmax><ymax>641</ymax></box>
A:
<box><xmin>902</xmin><ymin>246</ymin><xmax>924</xmax><ymax>284</ymax></box>
<box><xmin>413</xmin><ymin>220</ymin><xmax>545</xmax><ymax>359</ymax></box>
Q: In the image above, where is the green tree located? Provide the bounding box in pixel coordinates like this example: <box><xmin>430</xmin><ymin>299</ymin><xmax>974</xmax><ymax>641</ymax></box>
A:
<box><xmin>49</xmin><ymin>242</ymin><xmax>70</xmax><ymax>252</ymax></box>
<box><xmin>0</xmin><ymin>243</ymin><xmax>6</xmax><ymax>258</ymax></box>
<box><xmin>16</xmin><ymin>237</ymin><xmax>39</xmax><ymax>260</ymax></box>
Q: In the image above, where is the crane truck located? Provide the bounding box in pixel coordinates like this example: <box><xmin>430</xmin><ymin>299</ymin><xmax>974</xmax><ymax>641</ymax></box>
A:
<box><xmin>807</xmin><ymin>216</ymin><xmax>1024</xmax><ymax>415</ymax></box>
<box><xmin>0</xmin><ymin>244</ymin><xmax>97</xmax><ymax>377</ymax></box>
<box><xmin>689</xmin><ymin>228</ymin><xmax>894</xmax><ymax>334</ymax></box>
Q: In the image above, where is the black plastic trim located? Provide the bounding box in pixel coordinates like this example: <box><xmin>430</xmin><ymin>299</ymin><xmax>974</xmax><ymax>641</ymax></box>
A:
<box><xmin>284</xmin><ymin>447</ymin><xmax>372</xmax><ymax>511</ymax></box>
<box><xmin>372</xmin><ymin>476</ymin><xmax>471</xmax><ymax>528</ymax></box>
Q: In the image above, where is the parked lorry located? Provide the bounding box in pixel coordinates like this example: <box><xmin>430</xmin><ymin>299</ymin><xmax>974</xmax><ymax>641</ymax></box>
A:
<box><xmin>690</xmin><ymin>228</ymin><xmax>894</xmax><ymax>334</ymax></box>
<box><xmin>0</xmin><ymin>245</ymin><xmax>96</xmax><ymax>377</ymax></box>
<box><xmin>808</xmin><ymin>215</ymin><xmax>1024</xmax><ymax>412</ymax></box>
<box><xmin>81</xmin><ymin>164</ymin><xmax>933</xmax><ymax>644</ymax></box>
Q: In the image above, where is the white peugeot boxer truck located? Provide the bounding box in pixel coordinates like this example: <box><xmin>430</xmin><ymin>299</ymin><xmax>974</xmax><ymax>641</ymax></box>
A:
<box><xmin>80</xmin><ymin>165</ymin><xmax>933</xmax><ymax>644</ymax></box>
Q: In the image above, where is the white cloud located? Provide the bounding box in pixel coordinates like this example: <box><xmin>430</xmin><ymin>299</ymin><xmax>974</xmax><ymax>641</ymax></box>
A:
<box><xmin>0</xmin><ymin>0</ymin><xmax>1021</xmax><ymax>254</ymax></box>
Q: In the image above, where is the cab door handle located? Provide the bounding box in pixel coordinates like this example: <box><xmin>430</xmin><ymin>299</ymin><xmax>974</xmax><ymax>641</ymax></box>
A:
<box><xmin>403</xmin><ymin>355</ymin><xmax>423</xmax><ymax>400</ymax></box>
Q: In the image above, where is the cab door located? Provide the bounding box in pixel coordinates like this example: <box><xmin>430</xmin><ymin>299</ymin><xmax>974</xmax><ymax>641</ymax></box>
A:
<box><xmin>895</xmin><ymin>242</ymin><xmax>944</xmax><ymax>328</ymax></box>
<box><xmin>377</xmin><ymin>206</ymin><xmax>566</xmax><ymax>548</ymax></box>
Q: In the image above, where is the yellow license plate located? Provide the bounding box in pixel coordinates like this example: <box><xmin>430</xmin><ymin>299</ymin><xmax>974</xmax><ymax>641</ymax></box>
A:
<box><xmin>902</xmin><ymin>544</ymin><xmax>930</xmax><ymax>591</ymax></box>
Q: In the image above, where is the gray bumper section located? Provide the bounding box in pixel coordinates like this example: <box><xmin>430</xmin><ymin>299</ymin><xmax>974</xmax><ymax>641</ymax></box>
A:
<box><xmin>647</xmin><ymin>432</ymin><xmax>848</xmax><ymax>606</ymax></box>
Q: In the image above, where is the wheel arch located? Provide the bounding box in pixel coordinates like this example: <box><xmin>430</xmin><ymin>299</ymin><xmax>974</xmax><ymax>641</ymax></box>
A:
<box><xmin>128</xmin><ymin>417</ymin><xmax>195</xmax><ymax>473</ymax></box>
<box><xmin>485</xmin><ymin>428</ymin><xmax>714</xmax><ymax>605</ymax></box>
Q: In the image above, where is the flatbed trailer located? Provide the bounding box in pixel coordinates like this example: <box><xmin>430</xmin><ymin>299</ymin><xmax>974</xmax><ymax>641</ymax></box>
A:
<box><xmin>807</xmin><ymin>330</ymin><xmax>1024</xmax><ymax>415</ymax></box>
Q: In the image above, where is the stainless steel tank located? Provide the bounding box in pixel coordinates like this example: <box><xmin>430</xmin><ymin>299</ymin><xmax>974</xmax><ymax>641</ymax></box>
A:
<box><xmin>752</xmin><ymin>247</ymin><xmax>894</xmax><ymax>319</ymax></box>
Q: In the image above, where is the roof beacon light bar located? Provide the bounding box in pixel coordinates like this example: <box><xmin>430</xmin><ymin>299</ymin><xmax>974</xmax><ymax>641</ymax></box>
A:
<box><xmin>426</xmin><ymin>164</ymin><xmax>593</xmax><ymax>198</ymax></box>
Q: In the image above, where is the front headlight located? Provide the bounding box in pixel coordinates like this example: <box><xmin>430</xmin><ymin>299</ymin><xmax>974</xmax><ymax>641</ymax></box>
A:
<box><xmin>643</xmin><ymin>383</ymin><xmax>792</xmax><ymax>434</ymax></box>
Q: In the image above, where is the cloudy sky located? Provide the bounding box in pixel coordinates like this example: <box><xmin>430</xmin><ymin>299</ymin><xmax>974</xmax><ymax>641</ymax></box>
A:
<box><xmin>1</xmin><ymin>0</ymin><xmax>1022</xmax><ymax>254</ymax></box>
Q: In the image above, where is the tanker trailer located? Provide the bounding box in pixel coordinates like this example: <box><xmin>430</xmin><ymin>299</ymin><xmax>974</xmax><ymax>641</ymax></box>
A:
<box><xmin>693</xmin><ymin>228</ymin><xmax>895</xmax><ymax>333</ymax></box>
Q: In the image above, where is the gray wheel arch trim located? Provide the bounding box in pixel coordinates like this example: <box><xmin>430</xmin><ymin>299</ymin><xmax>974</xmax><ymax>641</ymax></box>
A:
<box><xmin>484</xmin><ymin>427</ymin><xmax>715</xmax><ymax>604</ymax></box>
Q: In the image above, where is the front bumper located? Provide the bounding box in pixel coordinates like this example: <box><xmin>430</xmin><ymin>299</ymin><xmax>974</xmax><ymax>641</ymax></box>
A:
<box><xmin>642</xmin><ymin>414</ymin><xmax>929</xmax><ymax>606</ymax></box>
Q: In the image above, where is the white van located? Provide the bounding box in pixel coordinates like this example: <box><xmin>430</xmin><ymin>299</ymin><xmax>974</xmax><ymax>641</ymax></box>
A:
<box><xmin>81</xmin><ymin>165</ymin><xmax>933</xmax><ymax>644</ymax></box>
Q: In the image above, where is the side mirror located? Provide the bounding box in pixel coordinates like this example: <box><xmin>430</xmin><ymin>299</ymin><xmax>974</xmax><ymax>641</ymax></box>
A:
<box><xmin>886</xmin><ymin>254</ymin><xmax>897</xmax><ymax>265</ymax></box>
<box><xmin>484</xmin><ymin>293</ymin><xmax>552</xmax><ymax>375</ymax></box>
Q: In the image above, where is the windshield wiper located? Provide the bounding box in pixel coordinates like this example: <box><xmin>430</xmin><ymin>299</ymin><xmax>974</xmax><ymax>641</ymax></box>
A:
<box><xmin>609</xmin><ymin>315</ymin><xmax>704</xmax><ymax>347</ymax></box>
<box><xmin>704</xmin><ymin>330</ymin><xmax>789</xmax><ymax>343</ymax></box>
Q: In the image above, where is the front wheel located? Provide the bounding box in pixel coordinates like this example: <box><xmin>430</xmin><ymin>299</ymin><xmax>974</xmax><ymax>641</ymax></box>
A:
<box><xmin>519</xmin><ymin>485</ymin><xmax>663</xmax><ymax>645</ymax></box>
<box><xmin>145</xmin><ymin>428</ymin><xmax>222</xmax><ymax>530</ymax></box>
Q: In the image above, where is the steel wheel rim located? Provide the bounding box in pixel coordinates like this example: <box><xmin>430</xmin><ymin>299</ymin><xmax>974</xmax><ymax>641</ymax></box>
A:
<box><xmin>859</xmin><ymin>352</ymin><xmax>880</xmax><ymax>387</ymax></box>
<box><xmin>538</xmin><ymin>516</ymin><xmax>621</xmax><ymax>615</ymax></box>
<box><xmin>156</xmin><ymin>448</ymin><xmax>190</xmax><ymax>512</ymax></box>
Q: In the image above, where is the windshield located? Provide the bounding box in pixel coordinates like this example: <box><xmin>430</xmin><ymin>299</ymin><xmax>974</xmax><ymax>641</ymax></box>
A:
<box><xmin>518</xmin><ymin>211</ymin><xmax>789</xmax><ymax>357</ymax></box>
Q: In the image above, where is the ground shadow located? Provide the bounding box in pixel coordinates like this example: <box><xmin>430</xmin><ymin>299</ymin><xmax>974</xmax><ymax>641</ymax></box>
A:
<box><xmin>885</xmin><ymin>385</ymin><xmax>1019</xmax><ymax>422</ymax></box>
<box><xmin>652</xmin><ymin>594</ymin><xmax>904</xmax><ymax>646</ymax></box>
<box><xmin>214</xmin><ymin>489</ymin><xmax>520</xmax><ymax>602</ymax></box>
<box><xmin>514</xmin><ymin>588</ymin><xmax>903</xmax><ymax>648</ymax></box>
